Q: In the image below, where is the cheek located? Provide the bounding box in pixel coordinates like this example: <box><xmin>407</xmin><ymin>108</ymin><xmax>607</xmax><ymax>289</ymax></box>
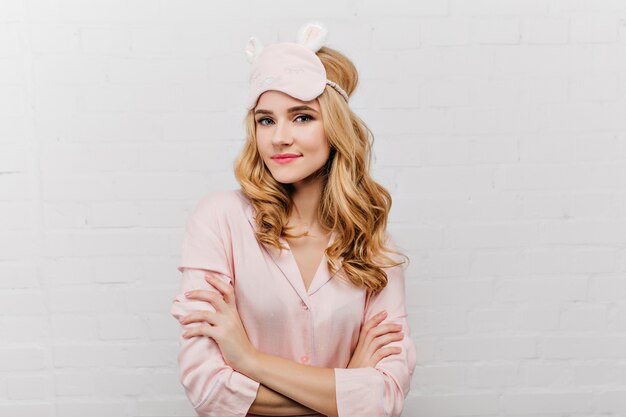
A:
<box><xmin>301</xmin><ymin>128</ymin><xmax>328</xmax><ymax>152</ymax></box>
<box><xmin>310</xmin><ymin>146</ymin><xmax>331</xmax><ymax>167</ymax></box>
<box><xmin>255</xmin><ymin>135</ymin><xmax>270</xmax><ymax>158</ymax></box>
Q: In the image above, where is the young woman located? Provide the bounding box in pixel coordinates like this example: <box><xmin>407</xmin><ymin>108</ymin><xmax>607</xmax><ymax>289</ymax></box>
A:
<box><xmin>170</xmin><ymin>22</ymin><xmax>417</xmax><ymax>417</ymax></box>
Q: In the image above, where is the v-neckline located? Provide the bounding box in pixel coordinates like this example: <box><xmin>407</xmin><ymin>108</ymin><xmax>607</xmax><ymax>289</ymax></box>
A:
<box><xmin>281</xmin><ymin>233</ymin><xmax>332</xmax><ymax>293</ymax></box>
<box><xmin>272</xmin><ymin>231</ymin><xmax>336</xmax><ymax>300</ymax></box>
<box><xmin>240</xmin><ymin>190</ymin><xmax>343</xmax><ymax>303</ymax></box>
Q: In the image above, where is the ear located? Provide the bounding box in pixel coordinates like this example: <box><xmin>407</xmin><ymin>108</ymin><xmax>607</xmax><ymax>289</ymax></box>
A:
<box><xmin>245</xmin><ymin>36</ymin><xmax>264</xmax><ymax>64</ymax></box>
<box><xmin>296</xmin><ymin>21</ymin><xmax>328</xmax><ymax>52</ymax></box>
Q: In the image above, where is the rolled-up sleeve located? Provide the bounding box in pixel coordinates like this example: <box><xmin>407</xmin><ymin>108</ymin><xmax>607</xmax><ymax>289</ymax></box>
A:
<box><xmin>334</xmin><ymin>247</ymin><xmax>417</xmax><ymax>417</ymax></box>
<box><xmin>170</xmin><ymin>194</ymin><xmax>260</xmax><ymax>416</ymax></box>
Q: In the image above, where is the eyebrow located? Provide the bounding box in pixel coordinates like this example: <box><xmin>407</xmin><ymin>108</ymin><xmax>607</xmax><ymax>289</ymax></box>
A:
<box><xmin>254</xmin><ymin>105</ymin><xmax>319</xmax><ymax>115</ymax></box>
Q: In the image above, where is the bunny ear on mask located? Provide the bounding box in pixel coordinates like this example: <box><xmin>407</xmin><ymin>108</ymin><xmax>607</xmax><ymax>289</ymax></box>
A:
<box><xmin>244</xmin><ymin>22</ymin><xmax>348</xmax><ymax>109</ymax></box>
<box><xmin>245</xmin><ymin>36</ymin><xmax>264</xmax><ymax>64</ymax></box>
<box><xmin>296</xmin><ymin>22</ymin><xmax>328</xmax><ymax>52</ymax></box>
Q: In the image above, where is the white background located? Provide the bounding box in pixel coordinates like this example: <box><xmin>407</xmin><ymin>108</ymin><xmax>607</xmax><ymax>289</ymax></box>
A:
<box><xmin>1</xmin><ymin>0</ymin><xmax>626</xmax><ymax>416</ymax></box>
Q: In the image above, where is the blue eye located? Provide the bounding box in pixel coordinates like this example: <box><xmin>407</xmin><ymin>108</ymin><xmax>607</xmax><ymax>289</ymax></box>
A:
<box><xmin>256</xmin><ymin>118</ymin><xmax>273</xmax><ymax>126</ymax></box>
<box><xmin>296</xmin><ymin>114</ymin><xmax>313</xmax><ymax>122</ymax></box>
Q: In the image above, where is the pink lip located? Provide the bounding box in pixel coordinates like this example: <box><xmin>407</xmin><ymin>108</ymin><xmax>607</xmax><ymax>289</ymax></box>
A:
<box><xmin>271</xmin><ymin>153</ymin><xmax>301</xmax><ymax>164</ymax></box>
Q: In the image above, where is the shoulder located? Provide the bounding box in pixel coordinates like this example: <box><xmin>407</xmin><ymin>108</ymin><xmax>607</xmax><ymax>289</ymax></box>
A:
<box><xmin>196</xmin><ymin>189</ymin><xmax>248</xmax><ymax>210</ymax></box>
<box><xmin>191</xmin><ymin>189</ymin><xmax>252</xmax><ymax>222</ymax></box>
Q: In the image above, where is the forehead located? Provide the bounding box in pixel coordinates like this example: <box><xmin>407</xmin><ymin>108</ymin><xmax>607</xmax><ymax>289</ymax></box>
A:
<box><xmin>255</xmin><ymin>90</ymin><xmax>320</xmax><ymax>111</ymax></box>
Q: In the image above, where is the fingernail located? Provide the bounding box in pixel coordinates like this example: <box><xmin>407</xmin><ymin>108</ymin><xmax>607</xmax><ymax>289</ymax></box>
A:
<box><xmin>380</xmin><ymin>311</ymin><xmax>387</xmax><ymax>317</ymax></box>
<box><xmin>184</xmin><ymin>291</ymin><xmax>191</xmax><ymax>297</ymax></box>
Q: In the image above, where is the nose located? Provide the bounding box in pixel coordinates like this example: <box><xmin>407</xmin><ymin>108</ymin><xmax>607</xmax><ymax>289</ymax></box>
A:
<box><xmin>271</xmin><ymin>119</ymin><xmax>293</xmax><ymax>147</ymax></box>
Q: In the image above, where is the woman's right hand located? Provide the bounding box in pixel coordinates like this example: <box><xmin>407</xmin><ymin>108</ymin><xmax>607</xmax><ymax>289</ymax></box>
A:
<box><xmin>347</xmin><ymin>310</ymin><xmax>404</xmax><ymax>369</ymax></box>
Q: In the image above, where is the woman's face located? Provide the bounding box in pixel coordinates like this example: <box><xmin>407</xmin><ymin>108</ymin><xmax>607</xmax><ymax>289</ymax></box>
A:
<box><xmin>254</xmin><ymin>90</ymin><xmax>331</xmax><ymax>186</ymax></box>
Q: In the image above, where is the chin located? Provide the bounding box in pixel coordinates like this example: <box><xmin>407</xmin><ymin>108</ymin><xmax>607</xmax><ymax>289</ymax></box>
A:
<box><xmin>270</xmin><ymin>170</ymin><xmax>326</xmax><ymax>186</ymax></box>
<box><xmin>271</xmin><ymin>174</ymin><xmax>307</xmax><ymax>185</ymax></box>
<box><xmin>265</xmin><ymin>161</ymin><xmax>328</xmax><ymax>186</ymax></box>
<box><xmin>265</xmin><ymin>167</ymin><xmax>308</xmax><ymax>185</ymax></box>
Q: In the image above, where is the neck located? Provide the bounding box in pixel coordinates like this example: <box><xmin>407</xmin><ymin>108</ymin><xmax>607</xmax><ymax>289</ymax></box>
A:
<box><xmin>289</xmin><ymin>176</ymin><xmax>324</xmax><ymax>232</ymax></box>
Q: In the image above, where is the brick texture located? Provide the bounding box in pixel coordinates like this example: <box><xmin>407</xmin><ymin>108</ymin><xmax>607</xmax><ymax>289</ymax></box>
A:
<box><xmin>1</xmin><ymin>1</ymin><xmax>625</xmax><ymax>416</ymax></box>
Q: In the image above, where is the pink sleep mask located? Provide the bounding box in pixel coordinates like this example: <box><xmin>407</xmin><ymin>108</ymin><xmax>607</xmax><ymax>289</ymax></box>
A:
<box><xmin>245</xmin><ymin>22</ymin><xmax>349</xmax><ymax>110</ymax></box>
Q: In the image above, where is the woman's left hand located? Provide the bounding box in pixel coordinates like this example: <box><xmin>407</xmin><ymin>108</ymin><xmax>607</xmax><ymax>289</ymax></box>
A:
<box><xmin>180</xmin><ymin>274</ymin><xmax>258</xmax><ymax>374</ymax></box>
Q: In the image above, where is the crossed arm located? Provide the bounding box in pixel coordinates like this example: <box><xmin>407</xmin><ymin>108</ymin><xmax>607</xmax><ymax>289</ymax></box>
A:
<box><xmin>171</xmin><ymin>267</ymin><xmax>413</xmax><ymax>417</ymax></box>
<box><xmin>247</xmin><ymin>315</ymin><xmax>403</xmax><ymax>416</ymax></box>
<box><xmin>235</xmin><ymin>324</ymin><xmax>408</xmax><ymax>417</ymax></box>
<box><xmin>250</xmin><ymin>384</ymin><xmax>319</xmax><ymax>416</ymax></box>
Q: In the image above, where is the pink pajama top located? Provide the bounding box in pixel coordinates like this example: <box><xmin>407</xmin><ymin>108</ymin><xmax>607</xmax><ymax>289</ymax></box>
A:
<box><xmin>170</xmin><ymin>190</ymin><xmax>417</xmax><ymax>417</ymax></box>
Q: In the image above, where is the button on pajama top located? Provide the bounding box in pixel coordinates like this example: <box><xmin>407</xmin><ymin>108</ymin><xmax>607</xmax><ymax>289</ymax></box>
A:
<box><xmin>170</xmin><ymin>189</ymin><xmax>417</xmax><ymax>417</ymax></box>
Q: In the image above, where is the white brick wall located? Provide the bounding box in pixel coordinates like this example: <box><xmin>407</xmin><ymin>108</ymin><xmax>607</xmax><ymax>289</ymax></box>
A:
<box><xmin>1</xmin><ymin>0</ymin><xmax>625</xmax><ymax>416</ymax></box>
